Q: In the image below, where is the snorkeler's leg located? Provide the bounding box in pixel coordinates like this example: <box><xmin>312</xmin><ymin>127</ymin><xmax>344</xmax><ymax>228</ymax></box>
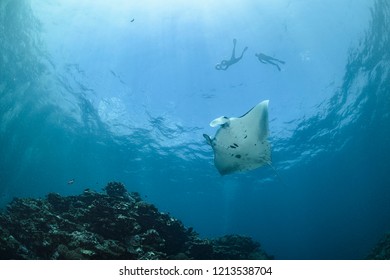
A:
<box><xmin>242</xmin><ymin>46</ymin><xmax>248</xmax><ymax>55</ymax></box>
<box><xmin>231</xmin><ymin>39</ymin><xmax>237</xmax><ymax>59</ymax></box>
<box><xmin>238</xmin><ymin>46</ymin><xmax>248</xmax><ymax>60</ymax></box>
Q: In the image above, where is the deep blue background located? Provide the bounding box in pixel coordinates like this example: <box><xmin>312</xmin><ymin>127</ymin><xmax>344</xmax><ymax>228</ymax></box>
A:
<box><xmin>1</xmin><ymin>0</ymin><xmax>389</xmax><ymax>259</ymax></box>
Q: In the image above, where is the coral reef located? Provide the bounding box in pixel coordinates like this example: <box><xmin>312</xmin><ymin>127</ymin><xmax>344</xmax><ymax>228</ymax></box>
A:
<box><xmin>0</xmin><ymin>182</ymin><xmax>272</xmax><ymax>260</ymax></box>
<box><xmin>366</xmin><ymin>233</ymin><xmax>390</xmax><ymax>260</ymax></box>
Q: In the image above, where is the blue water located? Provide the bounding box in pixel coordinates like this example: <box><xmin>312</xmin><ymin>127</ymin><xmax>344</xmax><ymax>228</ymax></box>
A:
<box><xmin>1</xmin><ymin>0</ymin><xmax>390</xmax><ymax>260</ymax></box>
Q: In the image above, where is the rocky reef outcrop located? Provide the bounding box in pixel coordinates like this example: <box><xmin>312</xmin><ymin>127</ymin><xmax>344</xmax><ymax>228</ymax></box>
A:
<box><xmin>0</xmin><ymin>182</ymin><xmax>272</xmax><ymax>260</ymax></box>
<box><xmin>366</xmin><ymin>233</ymin><xmax>390</xmax><ymax>260</ymax></box>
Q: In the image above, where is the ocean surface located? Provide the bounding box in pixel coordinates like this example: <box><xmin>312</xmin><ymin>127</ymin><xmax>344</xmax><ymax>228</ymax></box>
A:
<box><xmin>1</xmin><ymin>0</ymin><xmax>389</xmax><ymax>260</ymax></box>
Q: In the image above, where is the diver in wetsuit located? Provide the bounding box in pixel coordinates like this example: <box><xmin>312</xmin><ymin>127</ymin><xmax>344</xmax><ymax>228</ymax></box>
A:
<box><xmin>215</xmin><ymin>39</ymin><xmax>248</xmax><ymax>71</ymax></box>
<box><xmin>255</xmin><ymin>53</ymin><xmax>285</xmax><ymax>71</ymax></box>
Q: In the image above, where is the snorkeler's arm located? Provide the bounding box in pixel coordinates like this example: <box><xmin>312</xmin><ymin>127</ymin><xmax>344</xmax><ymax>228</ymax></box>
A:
<box><xmin>216</xmin><ymin>61</ymin><xmax>229</xmax><ymax>70</ymax></box>
<box><xmin>267</xmin><ymin>55</ymin><xmax>285</xmax><ymax>64</ymax></box>
<box><xmin>255</xmin><ymin>53</ymin><xmax>266</xmax><ymax>64</ymax></box>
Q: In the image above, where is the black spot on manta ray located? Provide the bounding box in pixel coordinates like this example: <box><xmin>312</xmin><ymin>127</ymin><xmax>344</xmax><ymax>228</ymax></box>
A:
<box><xmin>244</xmin><ymin>135</ymin><xmax>247</xmax><ymax>139</ymax></box>
<box><xmin>230</xmin><ymin>145</ymin><xmax>237</xmax><ymax>149</ymax></box>
<box><xmin>233</xmin><ymin>143</ymin><xmax>239</xmax><ymax>147</ymax></box>
<box><xmin>235</xmin><ymin>154</ymin><xmax>242</xmax><ymax>158</ymax></box>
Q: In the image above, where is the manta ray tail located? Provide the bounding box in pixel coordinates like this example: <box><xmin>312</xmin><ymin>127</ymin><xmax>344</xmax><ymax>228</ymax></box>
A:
<box><xmin>266</xmin><ymin>162</ymin><xmax>288</xmax><ymax>188</ymax></box>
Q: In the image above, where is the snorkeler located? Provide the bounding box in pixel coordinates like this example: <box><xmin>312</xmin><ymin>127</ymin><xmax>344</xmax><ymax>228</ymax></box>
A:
<box><xmin>215</xmin><ymin>39</ymin><xmax>248</xmax><ymax>71</ymax></box>
<box><xmin>255</xmin><ymin>53</ymin><xmax>285</xmax><ymax>71</ymax></box>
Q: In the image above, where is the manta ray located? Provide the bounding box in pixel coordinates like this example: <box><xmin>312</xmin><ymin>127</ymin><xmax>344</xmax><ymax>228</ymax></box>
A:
<box><xmin>203</xmin><ymin>100</ymin><xmax>271</xmax><ymax>175</ymax></box>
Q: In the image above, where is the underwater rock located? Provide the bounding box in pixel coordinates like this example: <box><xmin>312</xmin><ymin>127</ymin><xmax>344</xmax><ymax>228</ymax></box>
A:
<box><xmin>366</xmin><ymin>233</ymin><xmax>390</xmax><ymax>260</ymax></box>
<box><xmin>103</xmin><ymin>182</ymin><xmax>127</xmax><ymax>198</ymax></box>
<box><xmin>0</xmin><ymin>181</ymin><xmax>272</xmax><ymax>260</ymax></box>
<box><xmin>187</xmin><ymin>239</ymin><xmax>214</xmax><ymax>259</ymax></box>
<box><xmin>211</xmin><ymin>234</ymin><xmax>273</xmax><ymax>260</ymax></box>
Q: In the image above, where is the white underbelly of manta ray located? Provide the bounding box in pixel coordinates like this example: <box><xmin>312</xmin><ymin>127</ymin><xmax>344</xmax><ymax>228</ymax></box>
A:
<box><xmin>203</xmin><ymin>100</ymin><xmax>271</xmax><ymax>175</ymax></box>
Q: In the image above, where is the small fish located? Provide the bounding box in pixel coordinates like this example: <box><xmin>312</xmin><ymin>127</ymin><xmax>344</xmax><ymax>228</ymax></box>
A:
<box><xmin>67</xmin><ymin>179</ymin><xmax>75</xmax><ymax>185</ymax></box>
<box><xmin>130</xmin><ymin>18</ymin><xmax>135</xmax><ymax>23</ymax></box>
